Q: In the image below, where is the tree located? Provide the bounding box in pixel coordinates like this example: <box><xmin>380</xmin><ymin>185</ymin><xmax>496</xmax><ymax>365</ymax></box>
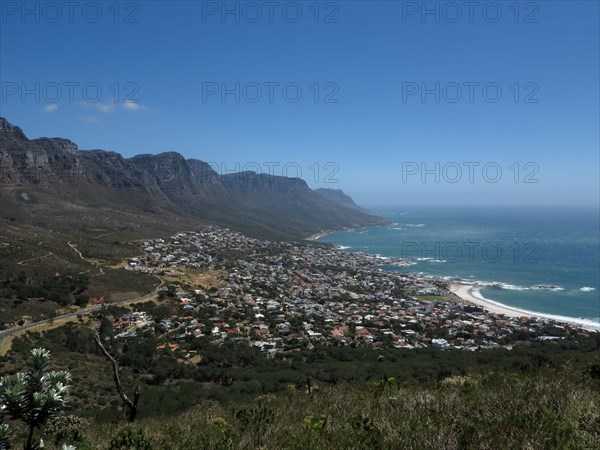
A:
<box><xmin>94</xmin><ymin>334</ymin><xmax>140</xmax><ymax>422</ymax></box>
<box><xmin>0</xmin><ymin>348</ymin><xmax>71</xmax><ymax>450</ymax></box>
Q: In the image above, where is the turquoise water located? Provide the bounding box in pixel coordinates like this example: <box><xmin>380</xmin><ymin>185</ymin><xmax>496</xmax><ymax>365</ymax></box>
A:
<box><xmin>319</xmin><ymin>207</ymin><xmax>600</xmax><ymax>323</ymax></box>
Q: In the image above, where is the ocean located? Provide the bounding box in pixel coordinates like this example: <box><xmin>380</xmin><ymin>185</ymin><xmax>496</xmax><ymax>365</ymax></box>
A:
<box><xmin>318</xmin><ymin>206</ymin><xmax>600</xmax><ymax>324</ymax></box>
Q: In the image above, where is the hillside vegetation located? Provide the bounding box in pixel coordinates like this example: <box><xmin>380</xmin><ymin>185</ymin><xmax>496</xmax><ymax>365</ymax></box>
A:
<box><xmin>3</xmin><ymin>363</ymin><xmax>600</xmax><ymax>449</ymax></box>
<box><xmin>85</xmin><ymin>368</ymin><xmax>600</xmax><ymax>450</ymax></box>
<box><xmin>1</xmin><ymin>324</ymin><xmax>599</xmax><ymax>449</ymax></box>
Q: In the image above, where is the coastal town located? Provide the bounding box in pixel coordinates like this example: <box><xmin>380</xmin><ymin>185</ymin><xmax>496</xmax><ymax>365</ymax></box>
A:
<box><xmin>104</xmin><ymin>227</ymin><xmax>590</xmax><ymax>355</ymax></box>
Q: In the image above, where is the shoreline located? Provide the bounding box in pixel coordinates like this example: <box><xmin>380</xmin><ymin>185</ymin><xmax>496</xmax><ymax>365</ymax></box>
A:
<box><xmin>305</xmin><ymin>220</ymin><xmax>390</xmax><ymax>242</ymax></box>
<box><xmin>305</xmin><ymin>226</ymin><xmax>360</xmax><ymax>241</ymax></box>
<box><xmin>448</xmin><ymin>283</ymin><xmax>600</xmax><ymax>331</ymax></box>
<box><xmin>305</xmin><ymin>230</ymin><xmax>334</xmax><ymax>241</ymax></box>
<box><xmin>309</xmin><ymin>224</ymin><xmax>600</xmax><ymax>332</ymax></box>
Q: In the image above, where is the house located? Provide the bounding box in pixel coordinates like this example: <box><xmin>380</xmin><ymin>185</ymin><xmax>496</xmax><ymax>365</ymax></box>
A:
<box><xmin>432</xmin><ymin>338</ymin><xmax>448</xmax><ymax>348</ymax></box>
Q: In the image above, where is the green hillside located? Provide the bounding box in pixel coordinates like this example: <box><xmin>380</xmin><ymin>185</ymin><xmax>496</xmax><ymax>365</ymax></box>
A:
<box><xmin>2</xmin><ymin>324</ymin><xmax>599</xmax><ymax>449</ymax></box>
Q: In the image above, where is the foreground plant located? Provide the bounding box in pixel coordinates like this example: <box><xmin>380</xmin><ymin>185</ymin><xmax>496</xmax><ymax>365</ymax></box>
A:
<box><xmin>0</xmin><ymin>348</ymin><xmax>71</xmax><ymax>450</ymax></box>
<box><xmin>1</xmin><ymin>404</ymin><xmax>10</xmax><ymax>449</ymax></box>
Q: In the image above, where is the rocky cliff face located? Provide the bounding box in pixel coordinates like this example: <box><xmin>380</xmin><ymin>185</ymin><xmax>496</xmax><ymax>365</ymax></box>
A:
<box><xmin>0</xmin><ymin>117</ymin><xmax>26</xmax><ymax>138</ymax></box>
<box><xmin>0</xmin><ymin>119</ymin><xmax>83</xmax><ymax>183</ymax></box>
<box><xmin>0</xmin><ymin>117</ymin><xmax>386</xmax><ymax>239</ymax></box>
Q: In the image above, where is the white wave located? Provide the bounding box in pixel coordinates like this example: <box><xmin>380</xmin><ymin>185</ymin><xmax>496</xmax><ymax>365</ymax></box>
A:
<box><xmin>580</xmin><ymin>286</ymin><xmax>596</xmax><ymax>292</ymax></box>
<box><xmin>405</xmin><ymin>223</ymin><xmax>425</xmax><ymax>228</ymax></box>
<box><xmin>471</xmin><ymin>280</ymin><xmax>530</xmax><ymax>291</ymax></box>
<box><xmin>337</xmin><ymin>245</ymin><xmax>352</xmax><ymax>250</ymax></box>
<box><xmin>496</xmin><ymin>283</ymin><xmax>530</xmax><ymax>291</ymax></box>
<box><xmin>459</xmin><ymin>280</ymin><xmax>572</xmax><ymax>293</ymax></box>
<box><xmin>531</xmin><ymin>284</ymin><xmax>564</xmax><ymax>291</ymax></box>
<box><xmin>375</xmin><ymin>254</ymin><xmax>391</xmax><ymax>260</ymax></box>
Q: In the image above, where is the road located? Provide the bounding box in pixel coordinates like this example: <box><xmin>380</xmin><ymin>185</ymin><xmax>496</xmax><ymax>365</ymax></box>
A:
<box><xmin>0</xmin><ymin>278</ymin><xmax>164</xmax><ymax>352</ymax></box>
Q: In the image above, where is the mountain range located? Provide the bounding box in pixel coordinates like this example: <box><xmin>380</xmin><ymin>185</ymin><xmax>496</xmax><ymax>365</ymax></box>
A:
<box><xmin>0</xmin><ymin>116</ymin><xmax>387</xmax><ymax>302</ymax></box>
<box><xmin>0</xmin><ymin>117</ymin><xmax>385</xmax><ymax>240</ymax></box>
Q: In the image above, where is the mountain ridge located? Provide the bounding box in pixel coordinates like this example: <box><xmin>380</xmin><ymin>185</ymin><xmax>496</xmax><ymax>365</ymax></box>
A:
<box><xmin>314</xmin><ymin>188</ymin><xmax>373</xmax><ymax>215</ymax></box>
<box><xmin>0</xmin><ymin>117</ymin><xmax>387</xmax><ymax>240</ymax></box>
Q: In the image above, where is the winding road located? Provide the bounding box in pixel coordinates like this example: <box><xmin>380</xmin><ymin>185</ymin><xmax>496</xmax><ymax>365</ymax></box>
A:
<box><xmin>0</xmin><ymin>278</ymin><xmax>165</xmax><ymax>354</ymax></box>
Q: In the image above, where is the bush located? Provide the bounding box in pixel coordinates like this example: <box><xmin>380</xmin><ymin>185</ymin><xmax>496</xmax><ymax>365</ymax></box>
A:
<box><xmin>109</xmin><ymin>426</ymin><xmax>152</xmax><ymax>450</ymax></box>
<box><xmin>45</xmin><ymin>415</ymin><xmax>90</xmax><ymax>446</ymax></box>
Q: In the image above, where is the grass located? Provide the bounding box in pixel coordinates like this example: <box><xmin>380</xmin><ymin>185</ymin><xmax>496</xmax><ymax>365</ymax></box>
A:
<box><xmin>160</xmin><ymin>268</ymin><xmax>225</xmax><ymax>289</ymax></box>
<box><xmin>415</xmin><ymin>295</ymin><xmax>448</xmax><ymax>302</ymax></box>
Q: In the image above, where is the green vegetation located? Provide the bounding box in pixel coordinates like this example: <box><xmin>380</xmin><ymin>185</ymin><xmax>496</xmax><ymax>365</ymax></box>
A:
<box><xmin>4</xmin><ymin>362</ymin><xmax>600</xmax><ymax>449</ymax></box>
<box><xmin>4</xmin><ymin>324</ymin><xmax>600</xmax><ymax>411</ymax></box>
<box><xmin>0</xmin><ymin>215</ymin><xmax>165</xmax><ymax>328</ymax></box>
<box><xmin>414</xmin><ymin>295</ymin><xmax>448</xmax><ymax>302</ymax></box>
<box><xmin>2</xmin><ymin>326</ymin><xmax>599</xmax><ymax>448</ymax></box>
<box><xmin>0</xmin><ymin>348</ymin><xmax>71</xmax><ymax>449</ymax></box>
<box><xmin>0</xmin><ymin>273</ymin><xmax>90</xmax><ymax>308</ymax></box>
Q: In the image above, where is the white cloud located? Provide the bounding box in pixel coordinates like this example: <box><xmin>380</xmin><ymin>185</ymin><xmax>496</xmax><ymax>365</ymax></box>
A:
<box><xmin>44</xmin><ymin>104</ymin><xmax>59</xmax><ymax>113</ymax></box>
<box><xmin>122</xmin><ymin>100</ymin><xmax>141</xmax><ymax>111</ymax></box>
<box><xmin>80</xmin><ymin>115</ymin><xmax>103</xmax><ymax>125</ymax></box>
<box><xmin>96</xmin><ymin>103</ymin><xmax>114</xmax><ymax>113</ymax></box>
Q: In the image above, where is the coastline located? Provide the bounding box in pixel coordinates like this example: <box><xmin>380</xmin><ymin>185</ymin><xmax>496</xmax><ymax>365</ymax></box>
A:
<box><xmin>312</xmin><ymin>223</ymin><xmax>600</xmax><ymax>332</ymax></box>
<box><xmin>449</xmin><ymin>283</ymin><xmax>600</xmax><ymax>331</ymax></box>
<box><xmin>305</xmin><ymin>230</ymin><xmax>334</xmax><ymax>241</ymax></box>
<box><xmin>305</xmin><ymin>226</ymin><xmax>360</xmax><ymax>241</ymax></box>
<box><xmin>305</xmin><ymin>220</ymin><xmax>390</xmax><ymax>242</ymax></box>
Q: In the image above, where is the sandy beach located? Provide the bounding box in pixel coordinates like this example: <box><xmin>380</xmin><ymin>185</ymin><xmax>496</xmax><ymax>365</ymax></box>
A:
<box><xmin>305</xmin><ymin>231</ymin><xmax>333</xmax><ymax>241</ymax></box>
<box><xmin>305</xmin><ymin>227</ymin><xmax>357</xmax><ymax>241</ymax></box>
<box><xmin>449</xmin><ymin>283</ymin><xmax>600</xmax><ymax>331</ymax></box>
<box><xmin>449</xmin><ymin>283</ymin><xmax>525</xmax><ymax>318</ymax></box>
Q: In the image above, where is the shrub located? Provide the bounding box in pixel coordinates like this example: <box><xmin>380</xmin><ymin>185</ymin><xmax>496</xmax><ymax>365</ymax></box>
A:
<box><xmin>304</xmin><ymin>415</ymin><xmax>327</xmax><ymax>431</ymax></box>
<box><xmin>45</xmin><ymin>415</ymin><xmax>90</xmax><ymax>446</ymax></box>
<box><xmin>109</xmin><ymin>426</ymin><xmax>152</xmax><ymax>450</ymax></box>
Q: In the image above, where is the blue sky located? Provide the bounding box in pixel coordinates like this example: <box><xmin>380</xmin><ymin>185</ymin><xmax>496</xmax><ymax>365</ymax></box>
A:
<box><xmin>1</xmin><ymin>1</ymin><xmax>598</xmax><ymax>208</ymax></box>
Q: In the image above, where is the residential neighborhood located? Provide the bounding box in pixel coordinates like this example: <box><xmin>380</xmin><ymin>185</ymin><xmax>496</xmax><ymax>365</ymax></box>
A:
<box><xmin>98</xmin><ymin>226</ymin><xmax>590</xmax><ymax>358</ymax></box>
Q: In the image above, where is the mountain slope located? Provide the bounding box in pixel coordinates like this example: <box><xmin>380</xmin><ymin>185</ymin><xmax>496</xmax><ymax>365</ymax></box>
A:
<box><xmin>0</xmin><ymin>117</ymin><xmax>386</xmax><ymax>241</ymax></box>
<box><xmin>314</xmin><ymin>188</ymin><xmax>373</xmax><ymax>215</ymax></box>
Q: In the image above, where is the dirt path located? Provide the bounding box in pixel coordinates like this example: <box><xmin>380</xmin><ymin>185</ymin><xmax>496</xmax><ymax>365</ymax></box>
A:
<box><xmin>17</xmin><ymin>251</ymin><xmax>54</xmax><ymax>266</ymax></box>
<box><xmin>93</xmin><ymin>230</ymin><xmax>120</xmax><ymax>240</ymax></box>
<box><xmin>68</xmin><ymin>241</ymin><xmax>105</xmax><ymax>275</ymax></box>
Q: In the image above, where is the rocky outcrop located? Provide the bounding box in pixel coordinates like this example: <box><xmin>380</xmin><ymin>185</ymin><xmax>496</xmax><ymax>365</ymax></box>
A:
<box><xmin>0</xmin><ymin>121</ymin><xmax>82</xmax><ymax>184</ymax></box>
